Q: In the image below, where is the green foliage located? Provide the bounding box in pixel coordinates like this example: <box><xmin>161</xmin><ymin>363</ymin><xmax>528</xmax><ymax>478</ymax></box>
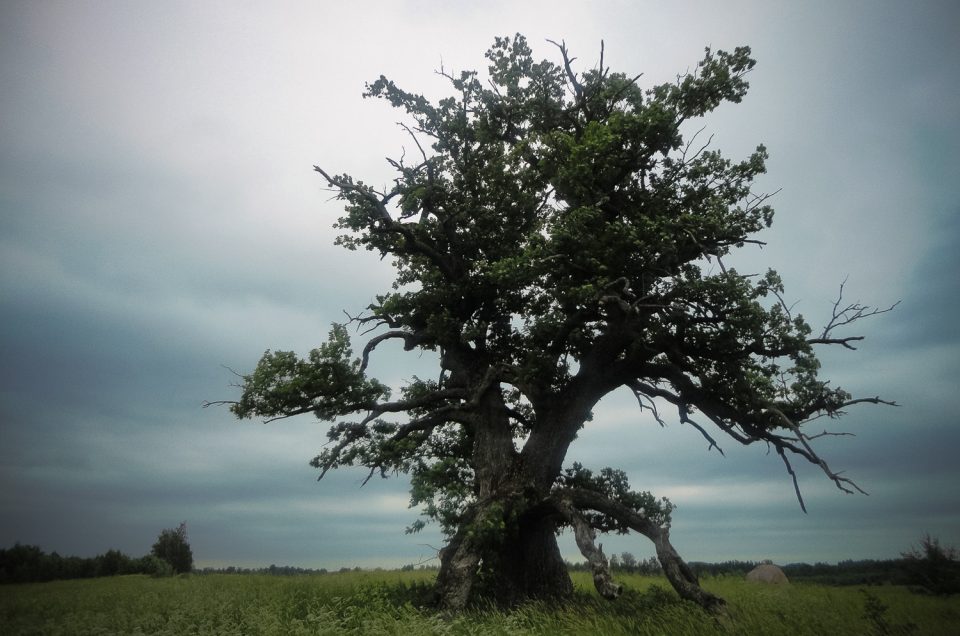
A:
<box><xmin>0</xmin><ymin>544</ymin><xmax>168</xmax><ymax>583</ymax></box>
<box><xmin>232</xmin><ymin>325</ymin><xmax>390</xmax><ymax>422</ymax></box>
<box><xmin>140</xmin><ymin>554</ymin><xmax>176</xmax><ymax>578</ymax></box>
<box><xmin>95</xmin><ymin>549</ymin><xmax>129</xmax><ymax>577</ymax></box>
<box><xmin>558</xmin><ymin>462</ymin><xmax>673</xmax><ymax>531</ymax></box>
<box><xmin>151</xmin><ymin>522</ymin><xmax>194</xmax><ymax>575</ymax></box>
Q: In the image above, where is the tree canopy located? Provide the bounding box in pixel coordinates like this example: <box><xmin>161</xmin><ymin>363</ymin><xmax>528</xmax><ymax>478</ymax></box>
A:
<box><xmin>225</xmin><ymin>35</ymin><xmax>894</xmax><ymax>610</ymax></box>
<box><xmin>152</xmin><ymin>522</ymin><xmax>193</xmax><ymax>575</ymax></box>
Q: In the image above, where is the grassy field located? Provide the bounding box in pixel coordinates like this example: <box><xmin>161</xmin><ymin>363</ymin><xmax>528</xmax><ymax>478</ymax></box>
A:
<box><xmin>2</xmin><ymin>569</ymin><xmax>957</xmax><ymax>635</ymax></box>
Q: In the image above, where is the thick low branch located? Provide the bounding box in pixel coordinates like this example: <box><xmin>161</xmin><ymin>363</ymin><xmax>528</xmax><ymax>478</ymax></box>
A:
<box><xmin>550</xmin><ymin>487</ymin><xmax>725</xmax><ymax>612</ymax></box>
<box><xmin>554</xmin><ymin>498</ymin><xmax>622</xmax><ymax>599</ymax></box>
<box><xmin>260</xmin><ymin>400</ymin><xmax>374</xmax><ymax>424</ymax></box>
<box><xmin>369</xmin><ymin>388</ymin><xmax>470</xmax><ymax>416</ymax></box>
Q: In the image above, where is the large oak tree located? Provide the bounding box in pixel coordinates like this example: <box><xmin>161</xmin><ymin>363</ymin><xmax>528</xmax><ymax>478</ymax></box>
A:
<box><xmin>225</xmin><ymin>35</ymin><xmax>894</xmax><ymax>611</ymax></box>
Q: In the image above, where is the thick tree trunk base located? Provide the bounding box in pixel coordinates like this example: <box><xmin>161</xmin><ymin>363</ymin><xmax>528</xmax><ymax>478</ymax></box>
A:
<box><xmin>434</xmin><ymin>531</ymin><xmax>481</xmax><ymax>611</ymax></box>
<box><xmin>434</xmin><ymin>490</ymin><xmax>724</xmax><ymax>613</ymax></box>
<box><xmin>434</xmin><ymin>508</ymin><xmax>573</xmax><ymax>609</ymax></box>
<box><xmin>494</xmin><ymin>514</ymin><xmax>573</xmax><ymax>605</ymax></box>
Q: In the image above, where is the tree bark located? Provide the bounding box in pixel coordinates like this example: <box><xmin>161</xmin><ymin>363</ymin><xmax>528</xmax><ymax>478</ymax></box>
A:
<box><xmin>434</xmin><ymin>513</ymin><xmax>482</xmax><ymax>610</ymax></box>
<box><xmin>556</xmin><ymin>499</ymin><xmax>622</xmax><ymax>599</ymax></box>
<box><xmin>653</xmin><ymin>531</ymin><xmax>725</xmax><ymax>612</ymax></box>
<box><xmin>435</xmin><ymin>482</ymin><xmax>724</xmax><ymax>611</ymax></box>
<box><xmin>434</xmin><ymin>374</ymin><xmax>721</xmax><ymax>611</ymax></box>
<box><xmin>435</xmin><ymin>494</ymin><xmax>574</xmax><ymax>608</ymax></box>
<box><xmin>554</xmin><ymin>487</ymin><xmax>726</xmax><ymax>612</ymax></box>
<box><xmin>493</xmin><ymin>513</ymin><xmax>574</xmax><ymax>604</ymax></box>
<box><xmin>434</xmin><ymin>365</ymin><xmax>578</xmax><ymax>609</ymax></box>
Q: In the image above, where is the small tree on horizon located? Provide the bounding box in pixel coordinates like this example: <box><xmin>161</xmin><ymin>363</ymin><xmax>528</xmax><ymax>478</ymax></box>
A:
<box><xmin>901</xmin><ymin>534</ymin><xmax>960</xmax><ymax>595</ymax></box>
<box><xmin>221</xmin><ymin>34</ymin><xmax>895</xmax><ymax>611</ymax></box>
<box><xmin>151</xmin><ymin>522</ymin><xmax>193</xmax><ymax>574</ymax></box>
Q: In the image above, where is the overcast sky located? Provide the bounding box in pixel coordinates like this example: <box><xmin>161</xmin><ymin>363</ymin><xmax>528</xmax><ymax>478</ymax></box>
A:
<box><xmin>1</xmin><ymin>1</ymin><xmax>958</xmax><ymax>570</ymax></box>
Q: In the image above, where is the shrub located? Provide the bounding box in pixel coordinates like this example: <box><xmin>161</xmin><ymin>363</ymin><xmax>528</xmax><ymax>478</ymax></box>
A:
<box><xmin>138</xmin><ymin>554</ymin><xmax>175</xmax><ymax>578</ymax></box>
<box><xmin>900</xmin><ymin>534</ymin><xmax>960</xmax><ymax>595</ymax></box>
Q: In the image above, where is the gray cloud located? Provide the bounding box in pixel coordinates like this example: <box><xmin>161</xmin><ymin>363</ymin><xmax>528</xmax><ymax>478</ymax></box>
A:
<box><xmin>2</xmin><ymin>1</ymin><xmax>958</xmax><ymax>569</ymax></box>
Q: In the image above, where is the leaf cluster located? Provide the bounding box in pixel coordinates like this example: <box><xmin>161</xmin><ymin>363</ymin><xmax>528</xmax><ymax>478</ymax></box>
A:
<box><xmin>231</xmin><ymin>325</ymin><xmax>391</xmax><ymax>422</ymax></box>
<box><xmin>558</xmin><ymin>463</ymin><xmax>673</xmax><ymax>532</ymax></box>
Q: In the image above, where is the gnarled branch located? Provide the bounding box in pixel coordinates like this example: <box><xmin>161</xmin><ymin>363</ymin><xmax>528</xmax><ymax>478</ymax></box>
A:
<box><xmin>553</xmin><ymin>497</ymin><xmax>622</xmax><ymax>599</ymax></box>
<box><xmin>549</xmin><ymin>487</ymin><xmax>725</xmax><ymax>612</ymax></box>
<box><xmin>359</xmin><ymin>329</ymin><xmax>429</xmax><ymax>372</ymax></box>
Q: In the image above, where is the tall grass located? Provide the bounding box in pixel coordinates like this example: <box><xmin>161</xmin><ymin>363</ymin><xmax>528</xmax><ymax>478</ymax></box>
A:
<box><xmin>1</xmin><ymin>570</ymin><xmax>957</xmax><ymax>635</ymax></box>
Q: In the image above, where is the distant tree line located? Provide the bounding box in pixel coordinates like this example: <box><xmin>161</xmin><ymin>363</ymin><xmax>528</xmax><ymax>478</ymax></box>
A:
<box><xmin>688</xmin><ymin>559</ymin><xmax>911</xmax><ymax>586</ymax></box>
<box><xmin>5</xmin><ymin>530</ymin><xmax>955</xmax><ymax>596</ymax></box>
<box><xmin>0</xmin><ymin>544</ymin><xmax>170</xmax><ymax>583</ymax></box>
<box><xmin>197</xmin><ymin>564</ymin><xmax>332</xmax><ymax>576</ymax></box>
<box><xmin>562</xmin><ymin>535</ymin><xmax>959</xmax><ymax>596</ymax></box>
<box><xmin>1</xmin><ymin>522</ymin><xmax>194</xmax><ymax>584</ymax></box>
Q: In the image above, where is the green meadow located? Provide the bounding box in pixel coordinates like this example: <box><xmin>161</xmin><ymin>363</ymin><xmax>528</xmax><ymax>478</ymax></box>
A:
<box><xmin>2</xmin><ymin>570</ymin><xmax>957</xmax><ymax>635</ymax></box>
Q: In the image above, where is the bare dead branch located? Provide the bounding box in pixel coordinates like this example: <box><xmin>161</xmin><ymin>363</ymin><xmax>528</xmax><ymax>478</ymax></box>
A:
<box><xmin>219</xmin><ymin>364</ymin><xmax>245</xmax><ymax>379</ymax></box>
<box><xmin>808</xmin><ymin>336</ymin><xmax>864</xmax><ymax>350</ymax></box>
<box><xmin>546</xmin><ymin>38</ymin><xmax>585</xmax><ymax>102</ymax></box>
<box><xmin>804</xmin><ymin>429</ymin><xmax>855</xmax><ymax>440</ymax></box>
<box><xmin>399</xmin><ymin>122</ymin><xmax>430</xmax><ymax>164</ymax></box>
<box><xmin>202</xmin><ymin>400</ymin><xmax>238</xmax><ymax>409</ymax></box>
<box><xmin>769</xmin><ymin>286</ymin><xmax>796</xmax><ymax>321</ymax></box>
<box><xmin>839</xmin><ymin>396</ymin><xmax>900</xmax><ymax>409</ymax></box>
<box><xmin>361</xmin><ymin>466</ymin><xmax>378</xmax><ymax>486</ymax></box>
<box><xmin>766</xmin><ymin>405</ymin><xmax>869</xmax><ymax>498</ymax></box>
<box><xmin>819</xmin><ymin>278</ymin><xmax>900</xmax><ymax>340</ymax></box>
<box><xmin>628</xmin><ymin>378</ymin><xmax>741</xmax><ymax>447</ymax></box>
<box><xmin>628</xmin><ymin>383</ymin><xmax>666</xmax><ymax>427</ymax></box>
<box><xmin>776</xmin><ymin>446</ymin><xmax>807</xmax><ymax>513</ymax></box>
<box><xmin>678</xmin><ymin>403</ymin><xmax>725</xmax><ymax>455</ymax></box>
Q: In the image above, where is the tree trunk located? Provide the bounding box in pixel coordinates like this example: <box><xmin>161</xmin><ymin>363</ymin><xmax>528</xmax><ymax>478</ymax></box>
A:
<box><xmin>433</xmin><ymin>378</ymin><xmax>722</xmax><ymax>612</ymax></box>
<box><xmin>488</xmin><ymin>512</ymin><xmax>574</xmax><ymax>605</ymax></box>
<box><xmin>435</xmin><ymin>494</ymin><xmax>574</xmax><ymax>609</ymax></box>
<box><xmin>432</xmin><ymin>360</ymin><xmax>579</xmax><ymax>609</ymax></box>
<box><xmin>434</xmin><ymin>521</ymin><xmax>482</xmax><ymax>610</ymax></box>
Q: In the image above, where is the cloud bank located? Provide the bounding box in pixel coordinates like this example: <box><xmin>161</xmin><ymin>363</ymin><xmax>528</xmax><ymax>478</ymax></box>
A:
<box><xmin>1</xmin><ymin>0</ymin><xmax>958</xmax><ymax>568</ymax></box>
